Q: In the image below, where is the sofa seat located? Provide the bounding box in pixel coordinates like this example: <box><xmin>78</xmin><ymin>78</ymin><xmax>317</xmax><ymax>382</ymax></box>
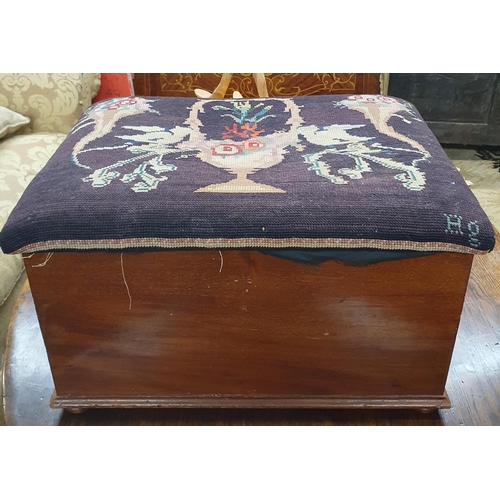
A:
<box><xmin>0</xmin><ymin>73</ymin><xmax>108</xmax><ymax>310</ymax></box>
<box><xmin>0</xmin><ymin>132</ymin><xmax>66</xmax><ymax>305</ymax></box>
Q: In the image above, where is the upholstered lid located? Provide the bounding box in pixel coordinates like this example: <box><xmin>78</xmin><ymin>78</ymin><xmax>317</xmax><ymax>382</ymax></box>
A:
<box><xmin>0</xmin><ymin>94</ymin><xmax>496</xmax><ymax>255</ymax></box>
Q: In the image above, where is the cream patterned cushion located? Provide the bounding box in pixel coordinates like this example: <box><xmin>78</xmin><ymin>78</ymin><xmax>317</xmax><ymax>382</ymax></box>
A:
<box><xmin>0</xmin><ymin>73</ymin><xmax>101</xmax><ymax>134</ymax></box>
<box><xmin>0</xmin><ymin>132</ymin><xmax>66</xmax><ymax>305</ymax></box>
<box><xmin>0</xmin><ymin>106</ymin><xmax>30</xmax><ymax>139</ymax></box>
<box><xmin>0</xmin><ymin>248</ymin><xmax>23</xmax><ymax>307</ymax></box>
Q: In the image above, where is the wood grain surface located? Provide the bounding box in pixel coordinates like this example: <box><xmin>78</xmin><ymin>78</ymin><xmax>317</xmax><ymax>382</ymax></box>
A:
<box><xmin>4</xmin><ymin>233</ymin><xmax>499</xmax><ymax>425</ymax></box>
<box><xmin>1</xmin><ymin>236</ymin><xmax>498</xmax><ymax>425</ymax></box>
<box><xmin>20</xmin><ymin>249</ymin><xmax>471</xmax><ymax>405</ymax></box>
<box><xmin>133</xmin><ymin>73</ymin><xmax>381</xmax><ymax>98</ymax></box>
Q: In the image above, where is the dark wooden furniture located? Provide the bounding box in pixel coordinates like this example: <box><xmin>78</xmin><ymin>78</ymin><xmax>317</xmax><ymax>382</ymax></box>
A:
<box><xmin>0</xmin><ymin>82</ymin><xmax>486</xmax><ymax>417</ymax></box>
<box><xmin>4</xmin><ymin>229</ymin><xmax>499</xmax><ymax>426</ymax></box>
<box><xmin>16</xmin><ymin>247</ymin><xmax>473</xmax><ymax>413</ymax></box>
<box><xmin>133</xmin><ymin>73</ymin><xmax>382</xmax><ymax>98</ymax></box>
<box><xmin>388</xmin><ymin>74</ymin><xmax>500</xmax><ymax>146</ymax></box>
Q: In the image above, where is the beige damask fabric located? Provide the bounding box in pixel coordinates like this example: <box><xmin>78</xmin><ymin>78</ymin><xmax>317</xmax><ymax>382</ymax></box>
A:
<box><xmin>0</xmin><ymin>106</ymin><xmax>30</xmax><ymax>139</ymax></box>
<box><xmin>0</xmin><ymin>73</ymin><xmax>101</xmax><ymax>134</ymax></box>
<box><xmin>0</xmin><ymin>132</ymin><xmax>66</xmax><ymax>305</ymax></box>
<box><xmin>0</xmin><ymin>73</ymin><xmax>101</xmax><ymax>305</ymax></box>
<box><xmin>0</xmin><ymin>251</ymin><xmax>22</xmax><ymax>307</ymax></box>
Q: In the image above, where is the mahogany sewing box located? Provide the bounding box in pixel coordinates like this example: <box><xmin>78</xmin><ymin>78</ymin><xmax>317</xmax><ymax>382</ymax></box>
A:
<box><xmin>0</xmin><ymin>94</ymin><xmax>495</xmax><ymax>412</ymax></box>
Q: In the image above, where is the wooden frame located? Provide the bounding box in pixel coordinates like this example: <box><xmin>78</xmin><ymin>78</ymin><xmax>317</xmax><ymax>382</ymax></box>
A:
<box><xmin>133</xmin><ymin>73</ymin><xmax>382</xmax><ymax>98</ymax></box>
<box><xmin>24</xmin><ymin>249</ymin><xmax>473</xmax><ymax>412</ymax></box>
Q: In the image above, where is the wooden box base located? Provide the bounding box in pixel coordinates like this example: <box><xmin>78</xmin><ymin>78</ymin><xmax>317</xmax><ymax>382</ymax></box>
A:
<box><xmin>25</xmin><ymin>249</ymin><xmax>473</xmax><ymax>411</ymax></box>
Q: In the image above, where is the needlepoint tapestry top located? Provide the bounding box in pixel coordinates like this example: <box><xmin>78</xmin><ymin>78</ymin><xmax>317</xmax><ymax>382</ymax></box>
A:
<box><xmin>0</xmin><ymin>94</ymin><xmax>496</xmax><ymax>254</ymax></box>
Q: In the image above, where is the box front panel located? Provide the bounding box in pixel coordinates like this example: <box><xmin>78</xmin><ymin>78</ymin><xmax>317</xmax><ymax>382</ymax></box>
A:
<box><xmin>26</xmin><ymin>250</ymin><xmax>472</xmax><ymax>399</ymax></box>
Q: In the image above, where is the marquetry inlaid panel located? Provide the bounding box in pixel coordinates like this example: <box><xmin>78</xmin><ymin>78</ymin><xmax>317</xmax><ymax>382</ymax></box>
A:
<box><xmin>133</xmin><ymin>73</ymin><xmax>381</xmax><ymax>98</ymax></box>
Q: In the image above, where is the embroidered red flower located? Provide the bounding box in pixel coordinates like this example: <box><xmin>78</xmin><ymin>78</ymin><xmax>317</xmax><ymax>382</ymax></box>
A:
<box><xmin>212</xmin><ymin>144</ymin><xmax>243</xmax><ymax>156</ymax></box>
<box><xmin>222</xmin><ymin>122</ymin><xmax>265</xmax><ymax>140</ymax></box>
<box><xmin>348</xmin><ymin>95</ymin><xmax>398</xmax><ymax>105</ymax></box>
<box><xmin>211</xmin><ymin>139</ymin><xmax>265</xmax><ymax>156</ymax></box>
<box><xmin>107</xmin><ymin>98</ymin><xmax>138</xmax><ymax>110</ymax></box>
<box><xmin>244</xmin><ymin>139</ymin><xmax>265</xmax><ymax>150</ymax></box>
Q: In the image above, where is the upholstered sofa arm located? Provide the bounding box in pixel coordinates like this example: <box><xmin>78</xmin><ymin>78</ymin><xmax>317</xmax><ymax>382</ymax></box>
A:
<box><xmin>0</xmin><ymin>74</ymin><xmax>101</xmax><ymax>134</ymax></box>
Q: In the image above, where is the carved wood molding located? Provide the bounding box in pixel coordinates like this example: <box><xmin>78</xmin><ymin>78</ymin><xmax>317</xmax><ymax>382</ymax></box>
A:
<box><xmin>51</xmin><ymin>393</ymin><xmax>451</xmax><ymax>411</ymax></box>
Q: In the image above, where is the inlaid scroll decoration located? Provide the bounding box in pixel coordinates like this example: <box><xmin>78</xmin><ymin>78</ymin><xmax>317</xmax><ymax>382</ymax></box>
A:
<box><xmin>150</xmin><ymin>73</ymin><xmax>379</xmax><ymax>98</ymax></box>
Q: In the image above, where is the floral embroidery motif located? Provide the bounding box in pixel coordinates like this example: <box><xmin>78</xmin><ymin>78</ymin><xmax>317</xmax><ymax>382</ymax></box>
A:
<box><xmin>183</xmin><ymin>99</ymin><xmax>302</xmax><ymax>193</ymax></box>
<box><xmin>70</xmin><ymin>97</ymin><xmax>187</xmax><ymax>192</ymax></box>
<box><xmin>301</xmin><ymin>95</ymin><xmax>429</xmax><ymax>191</ymax></box>
<box><xmin>70</xmin><ymin>95</ymin><xmax>430</xmax><ymax>194</ymax></box>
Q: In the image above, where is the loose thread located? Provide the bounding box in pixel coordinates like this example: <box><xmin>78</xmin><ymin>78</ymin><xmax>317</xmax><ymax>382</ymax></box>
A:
<box><xmin>32</xmin><ymin>252</ymin><xmax>54</xmax><ymax>268</ymax></box>
<box><xmin>120</xmin><ymin>252</ymin><xmax>132</xmax><ymax>310</ymax></box>
<box><xmin>218</xmin><ymin>250</ymin><xmax>224</xmax><ymax>273</ymax></box>
<box><xmin>23</xmin><ymin>253</ymin><xmax>36</xmax><ymax>259</ymax></box>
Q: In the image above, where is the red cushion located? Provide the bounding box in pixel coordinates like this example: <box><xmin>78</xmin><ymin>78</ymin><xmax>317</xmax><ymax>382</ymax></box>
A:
<box><xmin>92</xmin><ymin>74</ymin><xmax>134</xmax><ymax>103</ymax></box>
